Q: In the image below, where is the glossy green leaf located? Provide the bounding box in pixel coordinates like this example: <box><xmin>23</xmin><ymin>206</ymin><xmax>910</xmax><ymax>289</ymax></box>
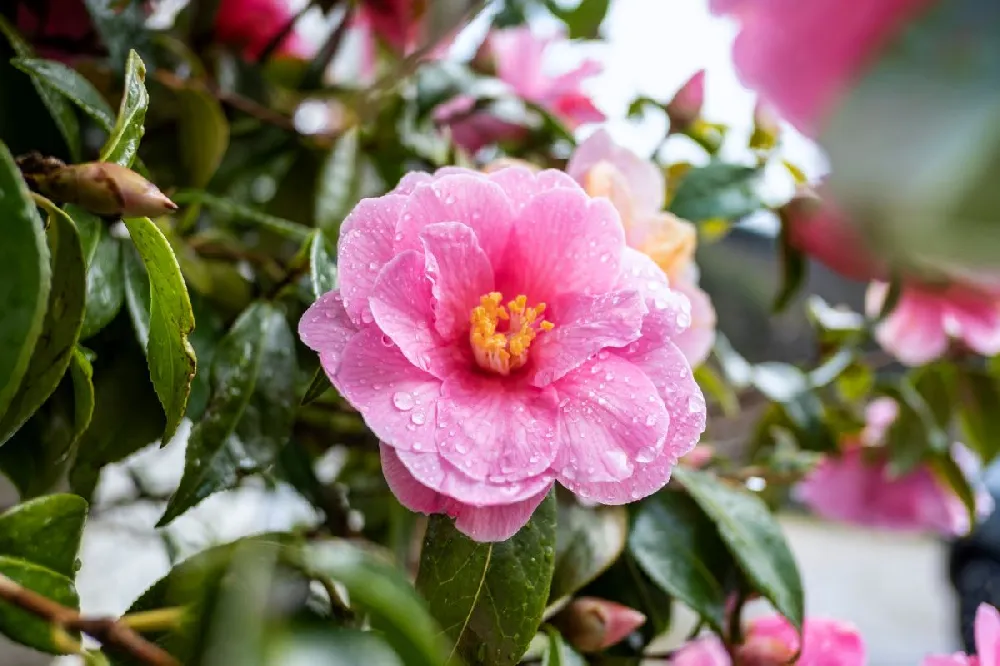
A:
<box><xmin>0</xmin><ymin>495</ymin><xmax>87</xmax><ymax>577</ymax></box>
<box><xmin>956</xmin><ymin>369</ymin><xmax>1000</xmax><ymax>465</ymax></box>
<box><xmin>629</xmin><ymin>491</ymin><xmax>730</xmax><ymax>632</ymax></box>
<box><xmin>100</xmin><ymin>50</ymin><xmax>148</xmax><ymax>168</ymax></box>
<box><xmin>0</xmin><ymin>556</ymin><xmax>79</xmax><ymax>654</ymax></box>
<box><xmin>0</xmin><ymin>21</ymin><xmax>81</xmax><ymax>160</ymax></box>
<box><xmin>298</xmin><ymin>541</ymin><xmax>449</xmax><ymax>666</ymax></box>
<box><xmin>673</xmin><ymin>467</ymin><xmax>804</xmax><ymax>630</ymax></box>
<box><xmin>545</xmin><ymin>0</ymin><xmax>611</xmax><ymax>39</ymax></box>
<box><xmin>309</xmin><ymin>231</ymin><xmax>338</xmax><ymax>299</ymax></box>
<box><xmin>416</xmin><ymin>491</ymin><xmax>557</xmax><ymax>666</ymax></box>
<box><xmin>122</xmin><ymin>216</ymin><xmax>197</xmax><ymax>443</ymax></box>
<box><xmin>930</xmin><ymin>452</ymin><xmax>980</xmax><ymax>532</ymax></box>
<box><xmin>80</xmin><ymin>227</ymin><xmax>124</xmax><ymax>340</ymax></box>
<box><xmin>185</xmin><ymin>296</ymin><xmax>224</xmax><ymax>421</ymax></box>
<box><xmin>174</xmin><ymin>85</ymin><xmax>229</xmax><ymax>187</ymax></box>
<box><xmin>0</xmin><ymin>205</ymin><xmax>85</xmax><ymax>446</ymax></box>
<box><xmin>11</xmin><ymin>58</ymin><xmax>116</xmax><ymax>131</ymax></box>
<box><xmin>266</xmin><ymin>628</ymin><xmax>404</xmax><ymax>666</ymax></box>
<box><xmin>542</xmin><ymin>626</ymin><xmax>586</xmax><ymax>666</ymax></box>
<box><xmin>668</xmin><ymin>162</ymin><xmax>761</xmax><ymax>223</ymax></box>
<box><xmin>883</xmin><ymin>378</ymin><xmax>950</xmax><ymax>476</ymax></box>
<box><xmin>172</xmin><ymin>190</ymin><xmax>311</xmax><ymax>241</ymax></box>
<box><xmin>315</xmin><ymin>127</ymin><xmax>361</xmax><ymax>238</ymax></box>
<box><xmin>0</xmin><ymin>144</ymin><xmax>51</xmax><ymax>429</ymax></box>
<box><xmin>550</xmin><ymin>493</ymin><xmax>627</xmax><ymax>604</ymax></box>
<box><xmin>159</xmin><ymin>302</ymin><xmax>295</xmax><ymax>525</ymax></box>
<box><xmin>301</xmin><ymin>368</ymin><xmax>332</xmax><ymax>405</ymax></box>
<box><xmin>69</xmin><ymin>341</ymin><xmax>165</xmax><ymax>499</ymax></box>
<box><xmin>774</xmin><ymin>211</ymin><xmax>808</xmax><ymax>312</ymax></box>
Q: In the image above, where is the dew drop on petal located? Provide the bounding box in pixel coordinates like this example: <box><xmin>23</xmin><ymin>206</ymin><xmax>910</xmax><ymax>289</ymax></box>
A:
<box><xmin>411</xmin><ymin>412</ymin><xmax>426</xmax><ymax>426</ymax></box>
<box><xmin>381</xmin><ymin>335</ymin><xmax>394</xmax><ymax>347</ymax></box>
<box><xmin>645</xmin><ymin>414</ymin><xmax>656</xmax><ymax>427</ymax></box>
<box><xmin>392</xmin><ymin>392</ymin><xmax>415</xmax><ymax>411</ymax></box>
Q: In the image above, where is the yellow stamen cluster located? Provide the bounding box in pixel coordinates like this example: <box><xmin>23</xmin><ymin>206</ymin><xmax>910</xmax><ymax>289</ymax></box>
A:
<box><xmin>469</xmin><ymin>292</ymin><xmax>554</xmax><ymax>375</ymax></box>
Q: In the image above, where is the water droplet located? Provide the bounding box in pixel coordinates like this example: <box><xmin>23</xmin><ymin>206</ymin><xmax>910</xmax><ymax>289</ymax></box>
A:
<box><xmin>599</xmin><ymin>253</ymin><xmax>610</xmax><ymax>263</ymax></box>
<box><xmin>687</xmin><ymin>396</ymin><xmax>703</xmax><ymax>413</ymax></box>
<box><xmin>392</xmin><ymin>392</ymin><xmax>415</xmax><ymax>411</ymax></box>
<box><xmin>645</xmin><ymin>414</ymin><xmax>657</xmax><ymax>427</ymax></box>
<box><xmin>411</xmin><ymin>412</ymin><xmax>426</xmax><ymax>426</ymax></box>
<box><xmin>368</xmin><ymin>261</ymin><xmax>378</xmax><ymax>271</ymax></box>
<box><xmin>605</xmin><ymin>372</ymin><xmax>614</xmax><ymax>381</ymax></box>
<box><xmin>361</xmin><ymin>309</ymin><xmax>374</xmax><ymax>324</ymax></box>
<box><xmin>413</xmin><ymin>441</ymin><xmax>423</xmax><ymax>451</ymax></box>
<box><xmin>394</xmin><ymin>232</ymin><xmax>403</xmax><ymax>241</ymax></box>
<box><xmin>381</xmin><ymin>335</ymin><xmax>394</xmax><ymax>347</ymax></box>
<box><xmin>636</xmin><ymin>447</ymin><xmax>657</xmax><ymax>463</ymax></box>
<box><xmin>598</xmin><ymin>351</ymin><xmax>609</xmax><ymax>360</ymax></box>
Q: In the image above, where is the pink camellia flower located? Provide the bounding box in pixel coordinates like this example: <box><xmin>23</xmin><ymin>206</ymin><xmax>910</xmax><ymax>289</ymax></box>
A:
<box><xmin>672</xmin><ymin>616</ymin><xmax>865</xmax><ymax>666</ymax></box>
<box><xmin>866</xmin><ymin>281</ymin><xmax>1000</xmax><ymax>366</ymax></box>
<box><xmin>567</xmin><ymin>129</ymin><xmax>717</xmax><ymax>367</ymax></box>
<box><xmin>437</xmin><ymin>28</ymin><xmax>605</xmax><ymax>153</ymax></box>
<box><xmin>355</xmin><ymin>0</ymin><xmax>422</xmax><ymax>55</ymax></box>
<box><xmin>783</xmin><ymin>186</ymin><xmax>887</xmax><ymax>283</ymax></box>
<box><xmin>299</xmin><ymin>166</ymin><xmax>706</xmax><ymax>541</ymax></box>
<box><xmin>666</xmin><ymin>69</ymin><xmax>706</xmax><ymax>133</ymax></box>
<box><xmin>710</xmin><ymin>0</ymin><xmax>935</xmax><ymax>135</ymax></box>
<box><xmin>554</xmin><ymin>597</ymin><xmax>646</xmax><ymax>653</ymax></box>
<box><xmin>14</xmin><ymin>0</ymin><xmax>106</xmax><ymax>61</ymax></box>
<box><xmin>214</xmin><ymin>0</ymin><xmax>311</xmax><ymax>60</ymax></box>
<box><xmin>797</xmin><ymin>398</ymin><xmax>991</xmax><ymax>535</ymax></box>
<box><xmin>923</xmin><ymin>603</ymin><xmax>1000</xmax><ymax>666</ymax></box>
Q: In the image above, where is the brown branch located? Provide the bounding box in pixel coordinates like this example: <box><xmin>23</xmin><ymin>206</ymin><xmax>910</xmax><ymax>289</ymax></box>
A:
<box><xmin>0</xmin><ymin>573</ymin><xmax>179</xmax><ymax>666</ymax></box>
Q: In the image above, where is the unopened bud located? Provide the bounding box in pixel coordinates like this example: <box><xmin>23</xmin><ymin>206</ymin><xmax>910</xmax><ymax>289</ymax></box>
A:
<box><xmin>666</xmin><ymin>70</ymin><xmax>705</xmax><ymax>133</ymax></box>
<box><xmin>21</xmin><ymin>156</ymin><xmax>177</xmax><ymax>218</ymax></box>
<box><xmin>749</xmin><ymin>100</ymin><xmax>781</xmax><ymax>152</ymax></box>
<box><xmin>552</xmin><ymin>597</ymin><xmax>646</xmax><ymax>653</ymax></box>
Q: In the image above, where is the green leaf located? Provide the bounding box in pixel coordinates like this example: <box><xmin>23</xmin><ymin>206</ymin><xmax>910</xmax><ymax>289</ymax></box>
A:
<box><xmin>668</xmin><ymin>162</ymin><xmax>761</xmax><ymax>223</ymax></box>
<box><xmin>673</xmin><ymin>467</ymin><xmax>804</xmax><ymax>631</ymax></box>
<box><xmin>0</xmin><ymin>349</ymin><xmax>94</xmax><ymax>497</ymax></box>
<box><xmin>0</xmin><ymin>144</ymin><xmax>51</xmax><ymax>429</ymax></box>
<box><xmin>309</xmin><ymin>231</ymin><xmax>338</xmax><ymax>299</ymax></box>
<box><xmin>416</xmin><ymin>491</ymin><xmax>557</xmax><ymax>666</ymax></box>
<box><xmin>298</xmin><ymin>541</ymin><xmax>449</xmax><ymax>666</ymax></box>
<box><xmin>0</xmin><ymin>556</ymin><xmax>79</xmax><ymax>654</ymax></box>
<box><xmin>80</xmin><ymin>226</ymin><xmax>124</xmax><ymax>340</ymax></box>
<box><xmin>629</xmin><ymin>491</ymin><xmax>730</xmax><ymax>633</ymax></box>
<box><xmin>301</xmin><ymin>368</ymin><xmax>332</xmax><ymax>405</ymax></box>
<box><xmin>580</xmin><ymin>553</ymin><xmax>672</xmax><ymax>645</ymax></box>
<box><xmin>929</xmin><ymin>452</ymin><xmax>979</xmax><ymax>532</ymax></box>
<box><xmin>11</xmin><ymin>58</ymin><xmax>116</xmax><ymax>131</ymax></box>
<box><xmin>694</xmin><ymin>365</ymin><xmax>739</xmax><ymax>417</ymax></box>
<box><xmin>122</xmin><ymin>216</ymin><xmax>197</xmax><ymax>443</ymax></box>
<box><xmin>100</xmin><ymin>50</ymin><xmax>148</xmax><ymax>168</ymax></box>
<box><xmin>266</xmin><ymin>628</ymin><xmax>405</xmax><ymax>666</ymax></box>
<box><xmin>774</xmin><ymin>211</ymin><xmax>808</xmax><ymax>312</ymax></box>
<box><xmin>0</xmin><ymin>21</ymin><xmax>81</xmax><ymax>161</ymax></box>
<box><xmin>173</xmin><ymin>84</ymin><xmax>229</xmax><ymax>187</ymax></box>
<box><xmin>159</xmin><ymin>302</ymin><xmax>295</xmax><ymax>525</ymax></box>
<box><xmin>550</xmin><ymin>492</ymin><xmax>627</xmax><ymax>604</ymax></box>
<box><xmin>545</xmin><ymin>0</ymin><xmax>611</xmax><ymax>38</ymax></box>
<box><xmin>956</xmin><ymin>369</ymin><xmax>1000</xmax><ymax>465</ymax></box>
<box><xmin>542</xmin><ymin>626</ymin><xmax>586</xmax><ymax>666</ymax></box>
<box><xmin>172</xmin><ymin>190</ymin><xmax>311</xmax><ymax>241</ymax></box>
<box><xmin>316</xmin><ymin>127</ymin><xmax>362</xmax><ymax>239</ymax></box>
<box><xmin>69</xmin><ymin>340</ymin><xmax>165</xmax><ymax>499</ymax></box>
<box><xmin>0</xmin><ymin>204</ymin><xmax>85</xmax><ymax>446</ymax></box>
<box><xmin>0</xmin><ymin>495</ymin><xmax>87</xmax><ymax>577</ymax></box>
<box><xmin>882</xmin><ymin>377</ymin><xmax>950</xmax><ymax>476</ymax></box>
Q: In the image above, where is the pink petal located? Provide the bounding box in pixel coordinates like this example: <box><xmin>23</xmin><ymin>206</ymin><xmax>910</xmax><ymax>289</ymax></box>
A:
<box><xmin>567</xmin><ymin>129</ymin><xmax>665</xmax><ymax>213</ymax></box>
<box><xmin>976</xmin><ymin>603</ymin><xmax>1000</xmax><ymax>666</ymax></box>
<box><xmin>338</xmin><ymin>194</ymin><xmax>407</xmax><ymax>325</ymax></box>
<box><xmin>450</xmin><ymin>486</ymin><xmax>552</xmax><ymax>541</ymax></box>
<box><xmin>436</xmin><ymin>372</ymin><xmax>560</xmax><ymax>483</ymax></box>
<box><xmin>552</xmin><ymin>354</ymin><xmax>670</xmax><ymax>493</ymax></box>
<box><xmin>671</xmin><ymin>280</ymin><xmax>717</xmax><ymax>367</ymax></box>
<box><xmin>392</xmin><ymin>171</ymin><xmax>434</xmax><ymax>195</ymax></box>
<box><xmin>616</xmin><ymin>248</ymin><xmax>693</xmax><ymax>341</ymax></box>
<box><xmin>577</xmin><ymin>339</ymin><xmax>704</xmax><ymax>505</ymax></box>
<box><xmin>420</xmin><ymin>222</ymin><xmax>495</xmax><ymax>341</ymax></box>
<box><xmin>486</xmin><ymin>166</ymin><xmax>581</xmax><ymax>207</ymax></box>
<box><xmin>921</xmin><ymin>656</ymin><xmax>976</xmax><ymax>666</ymax></box>
<box><xmin>394</xmin><ymin>447</ymin><xmax>554</xmax><ymax>507</ymax></box>
<box><xmin>547</xmin><ymin>59</ymin><xmax>604</xmax><ymax>98</ymax></box>
<box><xmin>298</xmin><ymin>291</ymin><xmax>356</xmax><ymax>375</ymax></box>
<box><xmin>529</xmin><ymin>289</ymin><xmax>646</xmax><ymax>387</ymax></box>
<box><xmin>381</xmin><ymin>443</ymin><xmax>448</xmax><ymax>513</ymax></box>
<box><xmin>868</xmin><ymin>283</ymin><xmax>949</xmax><ymax>366</ymax></box>
<box><xmin>943</xmin><ymin>287</ymin><xmax>1000</xmax><ymax>357</ymax></box>
<box><xmin>498</xmin><ymin>190</ymin><xmax>625</xmax><ymax>306</ymax></box>
<box><xmin>335</xmin><ymin>328</ymin><xmax>442</xmax><ymax>453</ymax></box>
<box><xmin>672</xmin><ymin>636</ymin><xmax>731</xmax><ymax>666</ymax></box>
<box><xmin>396</xmin><ymin>174</ymin><xmax>516</xmax><ymax>268</ymax></box>
<box><xmin>369</xmin><ymin>250</ymin><xmax>454</xmax><ymax>377</ymax></box>
<box><xmin>491</xmin><ymin>27</ymin><xmax>552</xmax><ymax>99</ymax></box>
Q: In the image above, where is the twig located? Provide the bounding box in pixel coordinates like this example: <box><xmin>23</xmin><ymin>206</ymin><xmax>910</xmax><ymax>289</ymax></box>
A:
<box><xmin>0</xmin><ymin>573</ymin><xmax>179</xmax><ymax>666</ymax></box>
<box><xmin>300</xmin><ymin>2</ymin><xmax>353</xmax><ymax>90</ymax></box>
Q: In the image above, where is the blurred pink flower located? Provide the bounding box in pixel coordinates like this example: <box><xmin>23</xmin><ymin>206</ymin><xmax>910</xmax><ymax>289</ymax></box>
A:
<box><xmin>866</xmin><ymin>281</ymin><xmax>1000</xmax><ymax>366</ymax></box>
<box><xmin>923</xmin><ymin>603</ymin><xmax>1000</xmax><ymax>666</ymax></box>
<box><xmin>14</xmin><ymin>0</ymin><xmax>105</xmax><ymax>61</ymax></box>
<box><xmin>214</xmin><ymin>0</ymin><xmax>311</xmax><ymax>60</ymax></box>
<box><xmin>739</xmin><ymin>615</ymin><xmax>866</xmax><ymax>666</ymax></box>
<box><xmin>355</xmin><ymin>0</ymin><xmax>422</xmax><ymax>55</ymax></box>
<box><xmin>666</xmin><ymin>69</ymin><xmax>706</xmax><ymax>132</ymax></box>
<box><xmin>710</xmin><ymin>0</ymin><xmax>935</xmax><ymax>135</ymax></box>
<box><xmin>437</xmin><ymin>28</ymin><xmax>604</xmax><ymax>152</ymax></box>
<box><xmin>797</xmin><ymin>399</ymin><xmax>990</xmax><ymax>536</ymax></box>
<box><xmin>784</xmin><ymin>187</ymin><xmax>887</xmax><ymax>282</ymax></box>
<box><xmin>432</xmin><ymin>96</ymin><xmax>525</xmax><ymax>154</ymax></box>
<box><xmin>555</xmin><ymin>597</ymin><xmax>646</xmax><ymax>652</ymax></box>
<box><xmin>567</xmin><ymin>129</ymin><xmax>716</xmax><ymax>367</ymax></box>
<box><xmin>672</xmin><ymin>636</ymin><xmax>730</xmax><ymax>666</ymax></box>
<box><xmin>299</xmin><ymin>166</ymin><xmax>705</xmax><ymax>541</ymax></box>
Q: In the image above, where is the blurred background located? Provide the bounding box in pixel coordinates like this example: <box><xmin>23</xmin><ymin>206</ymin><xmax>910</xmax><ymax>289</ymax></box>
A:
<box><xmin>0</xmin><ymin>0</ymin><xmax>977</xmax><ymax>664</ymax></box>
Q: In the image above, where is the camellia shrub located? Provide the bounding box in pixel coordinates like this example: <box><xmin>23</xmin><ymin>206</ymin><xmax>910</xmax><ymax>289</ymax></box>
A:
<box><xmin>0</xmin><ymin>0</ymin><xmax>999</xmax><ymax>664</ymax></box>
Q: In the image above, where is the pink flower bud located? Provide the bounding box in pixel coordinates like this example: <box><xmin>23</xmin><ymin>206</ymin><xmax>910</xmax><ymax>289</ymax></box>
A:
<box><xmin>553</xmin><ymin>597</ymin><xmax>646</xmax><ymax>653</ymax></box>
<box><xmin>667</xmin><ymin>70</ymin><xmax>706</xmax><ymax>132</ymax></box>
<box><xmin>750</xmin><ymin>99</ymin><xmax>781</xmax><ymax>151</ymax></box>
<box><xmin>25</xmin><ymin>158</ymin><xmax>177</xmax><ymax>218</ymax></box>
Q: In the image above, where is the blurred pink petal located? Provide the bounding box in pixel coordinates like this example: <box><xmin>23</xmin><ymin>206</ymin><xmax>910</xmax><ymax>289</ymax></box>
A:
<box><xmin>923</xmin><ymin>603</ymin><xmax>1000</xmax><ymax>666</ymax></box>
<box><xmin>740</xmin><ymin>615</ymin><xmax>865</xmax><ymax>666</ymax></box>
<box><xmin>672</xmin><ymin>279</ymin><xmax>717</xmax><ymax>368</ymax></box>
<box><xmin>666</xmin><ymin>69</ymin><xmax>706</xmax><ymax>131</ymax></box>
<box><xmin>214</xmin><ymin>0</ymin><xmax>311</xmax><ymax>60</ymax></box>
<box><xmin>673</xmin><ymin>636</ymin><xmax>731</xmax><ymax>666</ymax></box>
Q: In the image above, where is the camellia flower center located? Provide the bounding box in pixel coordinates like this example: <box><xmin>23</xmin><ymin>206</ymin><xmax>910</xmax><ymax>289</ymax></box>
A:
<box><xmin>469</xmin><ymin>292</ymin><xmax>554</xmax><ymax>375</ymax></box>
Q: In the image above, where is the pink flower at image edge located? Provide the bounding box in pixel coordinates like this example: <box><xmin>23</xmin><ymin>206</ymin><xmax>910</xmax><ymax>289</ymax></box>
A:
<box><xmin>214</xmin><ymin>0</ymin><xmax>311</xmax><ymax>60</ymax></box>
<box><xmin>299</xmin><ymin>166</ymin><xmax>706</xmax><ymax>541</ymax></box>
<box><xmin>922</xmin><ymin>603</ymin><xmax>1000</xmax><ymax>666</ymax></box>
